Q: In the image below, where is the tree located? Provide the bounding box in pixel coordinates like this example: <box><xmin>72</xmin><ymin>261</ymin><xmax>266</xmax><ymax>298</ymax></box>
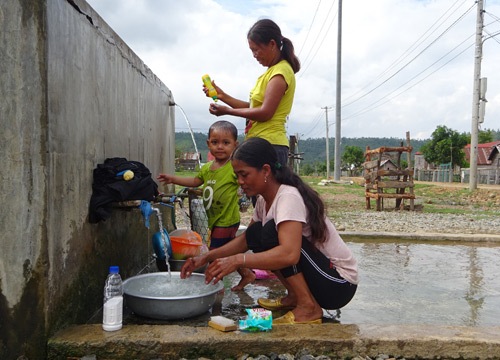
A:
<box><xmin>341</xmin><ymin>146</ymin><xmax>365</xmax><ymax>175</ymax></box>
<box><xmin>420</xmin><ymin>125</ymin><xmax>468</xmax><ymax>168</ymax></box>
<box><xmin>478</xmin><ymin>129</ymin><xmax>494</xmax><ymax>144</ymax></box>
<box><xmin>315</xmin><ymin>162</ymin><xmax>327</xmax><ymax>176</ymax></box>
<box><xmin>301</xmin><ymin>163</ymin><xmax>314</xmax><ymax>176</ymax></box>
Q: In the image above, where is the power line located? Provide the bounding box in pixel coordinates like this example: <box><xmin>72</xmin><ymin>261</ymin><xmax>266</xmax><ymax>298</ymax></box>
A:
<box><xmin>342</xmin><ymin>2</ymin><xmax>476</xmax><ymax>110</ymax></box>
<box><xmin>343</xmin><ymin>0</ymin><xmax>471</xmax><ymax>105</ymax></box>
<box><xmin>343</xmin><ymin>41</ymin><xmax>474</xmax><ymax>122</ymax></box>
<box><xmin>298</xmin><ymin>1</ymin><xmax>338</xmax><ymax>79</ymax></box>
<box><xmin>297</xmin><ymin>0</ymin><xmax>322</xmax><ymax>58</ymax></box>
<box><xmin>301</xmin><ymin>110</ymin><xmax>325</xmax><ymax>138</ymax></box>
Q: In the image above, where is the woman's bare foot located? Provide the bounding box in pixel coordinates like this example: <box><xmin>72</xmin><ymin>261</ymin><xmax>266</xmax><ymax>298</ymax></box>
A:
<box><xmin>231</xmin><ymin>268</ymin><xmax>256</xmax><ymax>291</ymax></box>
<box><xmin>289</xmin><ymin>304</ymin><xmax>323</xmax><ymax>322</ymax></box>
<box><xmin>277</xmin><ymin>294</ymin><xmax>298</xmax><ymax>308</ymax></box>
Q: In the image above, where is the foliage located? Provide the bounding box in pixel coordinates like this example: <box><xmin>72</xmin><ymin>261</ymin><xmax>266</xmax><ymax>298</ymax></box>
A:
<box><xmin>301</xmin><ymin>163</ymin><xmax>315</xmax><ymax>176</ymax></box>
<box><xmin>420</xmin><ymin>125</ymin><xmax>468</xmax><ymax>167</ymax></box>
<box><xmin>478</xmin><ymin>129</ymin><xmax>494</xmax><ymax>143</ymax></box>
<box><xmin>341</xmin><ymin>146</ymin><xmax>365</xmax><ymax>175</ymax></box>
<box><xmin>174</xmin><ymin>169</ymin><xmax>500</xmax><ymax>217</ymax></box>
<box><xmin>175</xmin><ymin>132</ymin><xmax>430</xmax><ymax>165</ymax></box>
<box><xmin>174</xmin><ymin>127</ymin><xmax>500</xmax><ymax>168</ymax></box>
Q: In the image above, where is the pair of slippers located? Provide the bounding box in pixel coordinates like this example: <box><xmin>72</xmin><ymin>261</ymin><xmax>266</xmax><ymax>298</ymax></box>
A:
<box><xmin>257</xmin><ymin>298</ymin><xmax>322</xmax><ymax>325</ymax></box>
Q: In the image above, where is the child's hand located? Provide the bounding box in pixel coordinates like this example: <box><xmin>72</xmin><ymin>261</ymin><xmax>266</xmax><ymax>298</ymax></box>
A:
<box><xmin>157</xmin><ymin>174</ymin><xmax>174</xmax><ymax>184</ymax></box>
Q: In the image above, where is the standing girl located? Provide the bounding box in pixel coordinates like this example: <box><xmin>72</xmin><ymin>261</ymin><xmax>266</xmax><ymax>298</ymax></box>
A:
<box><xmin>204</xmin><ymin>19</ymin><xmax>300</xmax><ymax>167</ymax></box>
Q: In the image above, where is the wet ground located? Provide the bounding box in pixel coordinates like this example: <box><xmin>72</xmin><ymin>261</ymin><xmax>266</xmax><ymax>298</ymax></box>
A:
<box><xmin>88</xmin><ymin>239</ymin><xmax>500</xmax><ymax>328</ymax></box>
<box><xmin>52</xmin><ymin>236</ymin><xmax>500</xmax><ymax>360</ymax></box>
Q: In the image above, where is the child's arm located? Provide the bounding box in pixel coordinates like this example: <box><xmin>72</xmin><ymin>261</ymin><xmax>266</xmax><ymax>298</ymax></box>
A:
<box><xmin>157</xmin><ymin>174</ymin><xmax>203</xmax><ymax>188</ymax></box>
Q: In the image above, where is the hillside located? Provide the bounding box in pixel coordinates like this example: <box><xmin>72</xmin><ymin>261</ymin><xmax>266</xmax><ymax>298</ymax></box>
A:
<box><xmin>174</xmin><ymin>132</ymin><xmax>428</xmax><ymax>164</ymax></box>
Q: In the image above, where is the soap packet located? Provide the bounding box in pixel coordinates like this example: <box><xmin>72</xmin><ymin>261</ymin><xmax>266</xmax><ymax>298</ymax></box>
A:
<box><xmin>238</xmin><ymin>308</ymin><xmax>272</xmax><ymax>332</ymax></box>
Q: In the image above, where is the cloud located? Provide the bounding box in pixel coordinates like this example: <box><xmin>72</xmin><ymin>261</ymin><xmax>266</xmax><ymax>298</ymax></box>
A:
<box><xmin>86</xmin><ymin>0</ymin><xmax>500</xmax><ymax>141</ymax></box>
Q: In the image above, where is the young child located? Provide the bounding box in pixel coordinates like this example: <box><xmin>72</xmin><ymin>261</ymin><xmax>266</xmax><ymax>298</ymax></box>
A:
<box><xmin>157</xmin><ymin>120</ymin><xmax>255</xmax><ymax>291</ymax></box>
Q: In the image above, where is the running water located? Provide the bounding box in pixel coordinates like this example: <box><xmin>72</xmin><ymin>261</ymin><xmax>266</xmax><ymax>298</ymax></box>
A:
<box><xmin>152</xmin><ymin>207</ymin><xmax>171</xmax><ymax>281</ymax></box>
<box><xmin>175</xmin><ymin>104</ymin><xmax>201</xmax><ymax>168</ymax></box>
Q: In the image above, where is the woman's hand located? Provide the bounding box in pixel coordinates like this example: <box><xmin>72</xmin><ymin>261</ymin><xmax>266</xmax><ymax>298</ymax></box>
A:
<box><xmin>202</xmin><ymin>80</ymin><xmax>225</xmax><ymax>99</ymax></box>
<box><xmin>180</xmin><ymin>255</ymin><xmax>208</xmax><ymax>279</ymax></box>
<box><xmin>204</xmin><ymin>256</ymin><xmax>239</xmax><ymax>285</ymax></box>
<box><xmin>209</xmin><ymin>103</ymin><xmax>231</xmax><ymax>117</ymax></box>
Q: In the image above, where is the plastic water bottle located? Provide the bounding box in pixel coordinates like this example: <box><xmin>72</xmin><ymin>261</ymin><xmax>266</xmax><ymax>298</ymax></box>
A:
<box><xmin>202</xmin><ymin>74</ymin><xmax>218</xmax><ymax>101</ymax></box>
<box><xmin>102</xmin><ymin>265</ymin><xmax>123</xmax><ymax>331</ymax></box>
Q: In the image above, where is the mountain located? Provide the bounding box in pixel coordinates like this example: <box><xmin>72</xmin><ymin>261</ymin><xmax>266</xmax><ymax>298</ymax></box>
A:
<box><xmin>295</xmin><ymin>136</ymin><xmax>429</xmax><ymax>164</ymax></box>
<box><xmin>174</xmin><ymin>132</ymin><xmax>428</xmax><ymax>164</ymax></box>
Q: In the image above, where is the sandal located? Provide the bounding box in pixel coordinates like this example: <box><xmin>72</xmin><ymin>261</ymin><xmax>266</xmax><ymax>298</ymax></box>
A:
<box><xmin>272</xmin><ymin>311</ymin><xmax>322</xmax><ymax>325</ymax></box>
<box><xmin>257</xmin><ymin>297</ymin><xmax>294</xmax><ymax>311</ymax></box>
<box><xmin>253</xmin><ymin>269</ymin><xmax>277</xmax><ymax>280</ymax></box>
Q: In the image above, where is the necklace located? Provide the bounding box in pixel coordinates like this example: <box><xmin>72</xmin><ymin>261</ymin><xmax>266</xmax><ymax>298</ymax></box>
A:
<box><xmin>210</xmin><ymin>157</ymin><xmax>230</xmax><ymax>171</ymax></box>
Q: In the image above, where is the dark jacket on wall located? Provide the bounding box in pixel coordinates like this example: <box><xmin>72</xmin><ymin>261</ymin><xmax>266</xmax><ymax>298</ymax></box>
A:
<box><xmin>88</xmin><ymin>157</ymin><xmax>159</xmax><ymax>223</ymax></box>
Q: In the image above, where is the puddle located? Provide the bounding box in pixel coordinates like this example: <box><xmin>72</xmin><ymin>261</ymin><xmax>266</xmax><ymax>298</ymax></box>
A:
<box><xmin>91</xmin><ymin>241</ymin><xmax>500</xmax><ymax>327</ymax></box>
<box><xmin>343</xmin><ymin>240</ymin><xmax>500</xmax><ymax>327</ymax></box>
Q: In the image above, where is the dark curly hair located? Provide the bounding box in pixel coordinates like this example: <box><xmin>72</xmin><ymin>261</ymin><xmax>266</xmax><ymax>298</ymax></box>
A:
<box><xmin>232</xmin><ymin>137</ymin><xmax>327</xmax><ymax>245</ymax></box>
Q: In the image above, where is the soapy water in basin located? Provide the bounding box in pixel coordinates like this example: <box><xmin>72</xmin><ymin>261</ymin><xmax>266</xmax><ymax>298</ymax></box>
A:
<box><xmin>127</xmin><ymin>276</ymin><xmax>217</xmax><ymax>298</ymax></box>
<box><xmin>118</xmin><ymin>240</ymin><xmax>500</xmax><ymax>327</ymax></box>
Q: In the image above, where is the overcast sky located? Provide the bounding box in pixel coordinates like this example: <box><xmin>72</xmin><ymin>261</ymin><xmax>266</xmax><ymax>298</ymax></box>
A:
<box><xmin>85</xmin><ymin>0</ymin><xmax>500</xmax><ymax>141</ymax></box>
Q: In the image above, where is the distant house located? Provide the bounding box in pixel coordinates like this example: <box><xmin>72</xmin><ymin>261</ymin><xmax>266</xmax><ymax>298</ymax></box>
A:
<box><xmin>380</xmin><ymin>158</ymin><xmax>398</xmax><ymax>172</ymax></box>
<box><xmin>206</xmin><ymin>151</ymin><xmax>215</xmax><ymax>162</ymax></box>
<box><xmin>463</xmin><ymin>141</ymin><xmax>500</xmax><ymax>184</ymax></box>
<box><xmin>488</xmin><ymin>144</ymin><xmax>500</xmax><ymax>167</ymax></box>
<box><xmin>176</xmin><ymin>152</ymin><xmax>200</xmax><ymax>170</ymax></box>
<box><xmin>463</xmin><ymin>141</ymin><xmax>500</xmax><ymax>168</ymax></box>
<box><xmin>414</xmin><ymin>151</ymin><xmax>433</xmax><ymax>170</ymax></box>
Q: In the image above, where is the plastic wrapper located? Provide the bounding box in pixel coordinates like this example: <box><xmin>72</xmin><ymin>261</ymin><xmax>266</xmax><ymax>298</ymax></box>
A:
<box><xmin>238</xmin><ymin>308</ymin><xmax>272</xmax><ymax>332</ymax></box>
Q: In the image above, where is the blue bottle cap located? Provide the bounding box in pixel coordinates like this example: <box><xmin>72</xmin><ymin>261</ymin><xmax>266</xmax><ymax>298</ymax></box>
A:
<box><xmin>109</xmin><ymin>266</ymin><xmax>119</xmax><ymax>274</ymax></box>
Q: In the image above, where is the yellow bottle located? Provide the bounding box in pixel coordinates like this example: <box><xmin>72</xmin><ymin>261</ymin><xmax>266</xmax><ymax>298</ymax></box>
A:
<box><xmin>202</xmin><ymin>74</ymin><xmax>218</xmax><ymax>101</ymax></box>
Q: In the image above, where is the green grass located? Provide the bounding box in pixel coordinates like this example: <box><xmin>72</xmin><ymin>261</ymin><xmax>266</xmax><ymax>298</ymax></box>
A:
<box><xmin>171</xmin><ymin>170</ymin><xmax>499</xmax><ymax>217</ymax></box>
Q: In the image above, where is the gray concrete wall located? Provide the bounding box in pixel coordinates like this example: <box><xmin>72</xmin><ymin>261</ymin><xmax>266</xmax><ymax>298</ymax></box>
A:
<box><xmin>0</xmin><ymin>0</ymin><xmax>175</xmax><ymax>358</ymax></box>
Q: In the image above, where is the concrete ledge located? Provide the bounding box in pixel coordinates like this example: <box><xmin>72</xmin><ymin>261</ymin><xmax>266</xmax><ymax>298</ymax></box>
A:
<box><xmin>340</xmin><ymin>231</ymin><xmax>500</xmax><ymax>242</ymax></box>
<box><xmin>48</xmin><ymin>323</ymin><xmax>500</xmax><ymax>359</ymax></box>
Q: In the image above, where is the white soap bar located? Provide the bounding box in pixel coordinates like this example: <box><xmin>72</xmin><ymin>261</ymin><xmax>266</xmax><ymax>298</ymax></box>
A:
<box><xmin>208</xmin><ymin>316</ymin><xmax>237</xmax><ymax>332</ymax></box>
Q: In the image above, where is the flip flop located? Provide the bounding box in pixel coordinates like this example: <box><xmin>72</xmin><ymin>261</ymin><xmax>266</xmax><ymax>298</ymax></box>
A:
<box><xmin>272</xmin><ymin>311</ymin><xmax>322</xmax><ymax>325</ymax></box>
<box><xmin>253</xmin><ymin>269</ymin><xmax>277</xmax><ymax>280</ymax></box>
<box><xmin>257</xmin><ymin>297</ymin><xmax>294</xmax><ymax>311</ymax></box>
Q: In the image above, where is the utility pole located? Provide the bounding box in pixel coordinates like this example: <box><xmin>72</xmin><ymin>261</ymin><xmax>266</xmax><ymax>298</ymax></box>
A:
<box><xmin>322</xmin><ymin>106</ymin><xmax>332</xmax><ymax>178</ymax></box>
<box><xmin>334</xmin><ymin>0</ymin><xmax>343</xmax><ymax>181</ymax></box>
<box><xmin>469</xmin><ymin>0</ymin><xmax>484</xmax><ymax>190</ymax></box>
<box><xmin>295</xmin><ymin>133</ymin><xmax>302</xmax><ymax>175</ymax></box>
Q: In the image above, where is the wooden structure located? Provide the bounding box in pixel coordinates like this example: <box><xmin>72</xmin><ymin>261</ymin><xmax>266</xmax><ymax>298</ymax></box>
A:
<box><xmin>364</xmin><ymin>132</ymin><xmax>415</xmax><ymax>211</ymax></box>
<box><xmin>176</xmin><ymin>152</ymin><xmax>200</xmax><ymax>171</ymax></box>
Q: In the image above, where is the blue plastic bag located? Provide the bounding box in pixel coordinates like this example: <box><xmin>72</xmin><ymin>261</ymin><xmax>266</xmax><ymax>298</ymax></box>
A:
<box><xmin>238</xmin><ymin>308</ymin><xmax>272</xmax><ymax>332</ymax></box>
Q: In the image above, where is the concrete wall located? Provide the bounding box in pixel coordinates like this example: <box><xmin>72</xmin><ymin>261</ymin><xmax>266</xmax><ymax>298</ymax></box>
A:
<box><xmin>0</xmin><ymin>0</ymin><xmax>175</xmax><ymax>358</ymax></box>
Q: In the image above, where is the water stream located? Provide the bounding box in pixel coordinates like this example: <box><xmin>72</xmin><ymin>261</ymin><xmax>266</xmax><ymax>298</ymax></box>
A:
<box><xmin>175</xmin><ymin>104</ymin><xmax>201</xmax><ymax>168</ymax></box>
<box><xmin>152</xmin><ymin>207</ymin><xmax>171</xmax><ymax>281</ymax></box>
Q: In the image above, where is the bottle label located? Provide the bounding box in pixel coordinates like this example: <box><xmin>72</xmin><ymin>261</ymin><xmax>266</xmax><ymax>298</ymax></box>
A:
<box><xmin>202</xmin><ymin>74</ymin><xmax>218</xmax><ymax>100</ymax></box>
<box><xmin>103</xmin><ymin>296</ymin><xmax>123</xmax><ymax>331</ymax></box>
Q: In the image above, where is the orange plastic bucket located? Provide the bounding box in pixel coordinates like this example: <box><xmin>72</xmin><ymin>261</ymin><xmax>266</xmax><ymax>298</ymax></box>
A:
<box><xmin>169</xmin><ymin>230</ymin><xmax>203</xmax><ymax>260</ymax></box>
